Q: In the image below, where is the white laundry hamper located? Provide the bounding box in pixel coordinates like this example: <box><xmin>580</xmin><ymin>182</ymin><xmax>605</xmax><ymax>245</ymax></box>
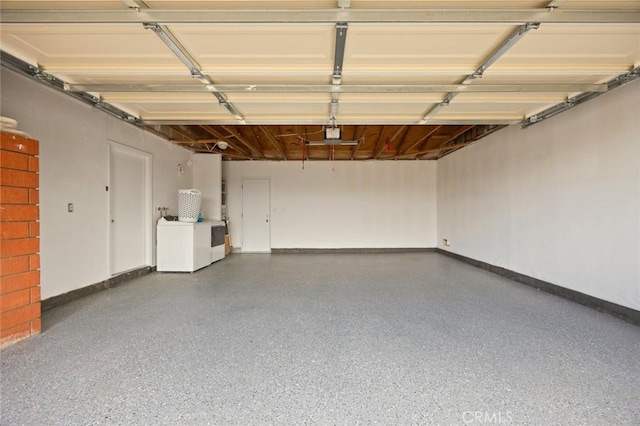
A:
<box><xmin>178</xmin><ymin>189</ymin><xmax>202</xmax><ymax>223</ymax></box>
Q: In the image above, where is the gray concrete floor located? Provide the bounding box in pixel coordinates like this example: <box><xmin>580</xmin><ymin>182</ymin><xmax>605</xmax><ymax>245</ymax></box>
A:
<box><xmin>1</xmin><ymin>253</ymin><xmax>639</xmax><ymax>425</ymax></box>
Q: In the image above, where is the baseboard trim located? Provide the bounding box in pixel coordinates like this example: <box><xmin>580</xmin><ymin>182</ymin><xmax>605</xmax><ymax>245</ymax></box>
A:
<box><xmin>436</xmin><ymin>249</ymin><xmax>639</xmax><ymax>326</ymax></box>
<box><xmin>272</xmin><ymin>248</ymin><xmax>437</xmax><ymax>254</ymax></box>
<box><xmin>42</xmin><ymin>266</ymin><xmax>155</xmax><ymax>312</ymax></box>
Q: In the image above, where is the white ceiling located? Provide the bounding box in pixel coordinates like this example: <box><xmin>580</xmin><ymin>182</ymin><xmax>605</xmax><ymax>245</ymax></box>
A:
<box><xmin>1</xmin><ymin>0</ymin><xmax>639</xmax><ymax>126</ymax></box>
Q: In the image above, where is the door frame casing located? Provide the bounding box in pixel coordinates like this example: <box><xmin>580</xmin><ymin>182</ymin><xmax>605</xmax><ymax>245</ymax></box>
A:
<box><xmin>107</xmin><ymin>141</ymin><xmax>153</xmax><ymax>276</ymax></box>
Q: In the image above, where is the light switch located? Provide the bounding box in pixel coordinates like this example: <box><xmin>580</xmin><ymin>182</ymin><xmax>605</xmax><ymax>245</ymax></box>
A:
<box><xmin>68</xmin><ymin>203</ymin><xmax>74</xmax><ymax>213</ymax></box>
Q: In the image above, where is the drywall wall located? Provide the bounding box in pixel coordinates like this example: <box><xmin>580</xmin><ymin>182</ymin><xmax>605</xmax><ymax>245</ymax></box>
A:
<box><xmin>437</xmin><ymin>79</ymin><xmax>640</xmax><ymax>310</ymax></box>
<box><xmin>223</xmin><ymin>161</ymin><xmax>436</xmax><ymax>250</ymax></box>
<box><xmin>193</xmin><ymin>154</ymin><xmax>222</xmax><ymax>221</ymax></box>
<box><xmin>0</xmin><ymin>68</ymin><xmax>193</xmax><ymax>299</ymax></box>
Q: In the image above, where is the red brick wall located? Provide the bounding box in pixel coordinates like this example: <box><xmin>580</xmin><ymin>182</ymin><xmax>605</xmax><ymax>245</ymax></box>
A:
<box><xmin>1</xmin><ymin>132</ymin><xmax>41</xmax><ymax>348</ymax></box>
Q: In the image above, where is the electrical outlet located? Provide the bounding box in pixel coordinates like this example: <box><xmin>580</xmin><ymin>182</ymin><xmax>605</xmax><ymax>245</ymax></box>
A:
<box><xmin>443</xmin><ymin>238</ymin><xmax>450</xmax><ymax>247</ymax></box>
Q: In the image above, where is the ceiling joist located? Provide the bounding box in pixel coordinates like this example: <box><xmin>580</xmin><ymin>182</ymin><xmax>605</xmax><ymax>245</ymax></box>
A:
<box><xmin>198</xmin><ymin>126</ymin><xmax>251</xmax><ymax>157</ymax></box>
<box><xmin>421</xmin><ymin>125</ymin><xmax>474</xmax><ymax>159</ymax></box>
<box><xmin>374</xmin><ymin>126</ymin><xmax>407</xmax><ymax>159</ymax></box>
<box><xmin>400</xmin><ymin>125</ymin><xmax>443</xmax><ymax>155</ymax></box>
<box><xmin>221</xmin><ymin>125</ymin><xmax>264</xmax><ymax>159</ymax></box>
<box><xmin>259</xmin><ymin>125</ymin><xmax>287</xmax><ymax>161</ymax></box>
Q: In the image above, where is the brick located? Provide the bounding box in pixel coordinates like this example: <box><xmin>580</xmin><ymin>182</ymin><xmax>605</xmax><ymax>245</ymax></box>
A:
<box><xmin>0</xmin><ymin>169</ymin><xmax>38</xmax><ymax>188</ymax></box>
<box><xmin>0</xmin><ymin>303</ymin><xmax>39</xmax><ymax>331</ymax></box>
<box><xmin>30</xmin><ymin>286</ymin><xmax>41</xmax><ymax>303</ymax></box>
<box><xmin>0</xmin><ymin>222</ymin><xmax>29</xmax><ymax>239</ymax></box>
<box><xmin>29</xmin><ymin>254</ymin><xmax>40</xmax><ymax>270</ymax></box>
<box><xmin>0</xmin><ymin>270</ymin><xmax>40</xmax><ymax>294</ymax></box>
<box><xmin>0</xmin><ymin>289</ymin><xmax>31</xmax><ymax>312</ymax></box>
<box><xmin>0</xmin><ymin>323</ymin><xmax>31</xmax><ymax>348</ymax></box>
<box><xmin>0</xmin><ymin>187</ymin><xmax>29</xmax><ymax>204</ymax></box>
<box><xmin>0</xmin><ymin>205</ymin><xmax>39</xmax><ymax>222</ymax></box>
<box><xmin>29</xmin><ymin>222</ymin><xmax>40</xmax><ymax>238</ymax></box>
<box><xmin>28</xmin><ymin>156</ymin><xmax>39</xmax><ymax>172</ymax></box>
<box><xmin>0</xmin><ymin>150</ymin><xmax>29</xmax><ymax>171</ymax></box>
<box><xmin>31</xmin><ymin>318</ymin><xmax>41</xmax><ymax>334</ymax></box>
<box><xmin>0</xmin><ymin>133</ymin><xmax>38</xmax><ymax>155</ymax></box>
<box><xmin>0</xmin><ymin>238</ymin><xmax>39</xmax><ymax>259</ymax></box>
<box><xmin>0</xmin><ymin>256</ymin><xmax>30</xmax><ymax>276</ymax></box>
<box><xmin>28</xmin><ymin>189</ymin><xmax>39</xmax><ymax>205</ymax></box>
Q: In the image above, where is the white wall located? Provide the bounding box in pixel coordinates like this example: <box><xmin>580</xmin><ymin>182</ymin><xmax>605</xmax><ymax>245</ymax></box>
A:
<box><xmin>1</xmin><ymin>68</ymin><xmax>193</xmax><ymax>299</ymax></box>
<box><xmin>223</xmin><ymin>161</ymin><xmax>437</xmax><ymax>250</ymax></box>
<box><xmin>193</xmin><ymin>154</ymin><xmax>222</xmax><ymax>221</ymax></box>
<box><xmin>437</xmin><ymin>80</ymin><xmax>640</xmax><ymax>310</ymax></box>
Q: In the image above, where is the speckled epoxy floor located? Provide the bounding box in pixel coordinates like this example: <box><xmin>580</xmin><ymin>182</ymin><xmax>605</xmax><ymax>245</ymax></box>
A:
<box><xmin>1</xmin><ymin>253</ymin><xmax>639</xmax><ymax>425</ymax></box>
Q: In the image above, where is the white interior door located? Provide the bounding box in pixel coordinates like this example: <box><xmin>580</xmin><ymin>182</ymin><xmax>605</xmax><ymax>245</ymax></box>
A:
<box><xmin>109</xmin><ymin>142</ymin><xmax>152</xmax><ymax>275</ymax></box>
<box><xmin>242</xmin><ymin>178</ymin><xmax>270</xmax><ymax>252</ymax></box>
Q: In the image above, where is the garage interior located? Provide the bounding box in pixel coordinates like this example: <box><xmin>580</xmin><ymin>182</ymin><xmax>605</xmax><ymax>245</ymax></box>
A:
<box><xmin>1</xmin><ymin>1</ymin><xmax>639</xmax><ymax>424</ymax></box>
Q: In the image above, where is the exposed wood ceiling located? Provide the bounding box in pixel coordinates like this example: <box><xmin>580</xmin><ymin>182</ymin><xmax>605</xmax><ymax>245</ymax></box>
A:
<box><xmin>1</xmin><ymin>1</ymin><xmax>639</xmax><ymax>160</ymax></box>
<box><xmin>153</xmin><ymin>124</ymin><xmax>504</xmax><ymax>160</ymax></box>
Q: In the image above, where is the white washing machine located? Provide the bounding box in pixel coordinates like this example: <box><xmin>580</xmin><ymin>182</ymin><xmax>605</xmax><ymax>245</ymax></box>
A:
<box><xmin>157</xmin><ymin>218</ymin><xmax>212</xmax><ymax>272</ymax></box>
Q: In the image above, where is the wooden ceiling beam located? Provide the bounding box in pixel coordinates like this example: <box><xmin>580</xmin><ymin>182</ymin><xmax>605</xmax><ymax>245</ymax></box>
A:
<box><xmin>198</xmin><ymin>125</ymin><xmax>233</xmax><ymax>147</ymax></box>
<box><xmin>419</xmin><ymin>125</ymin><xmax>474</xmax><ymax>159</ymax></box>
<box><xmin>388</xmin><ymin>141</ymin><xmax>476</xmax><ymax>160</ymax></box>
<box><xmin>296</xmin><ymin>125</ymin><xmax>308</xmax><ymax>160</ymax></box>
<box><xmin>350</xmin><ymin>125</ymin><xmax>368</xmax><ymax>160</ymax></box>
<box><xmin>259</xmin><ymin>125</ymin><xmax>287</xmax><ymax>160</ymax></box>
<box><xmin>198</xmin><ymin>125</ymin><xmax>218</xmax><ymax>138</ymax></box>
<box><xmin>429</xmin><ymin>125</ymin><xmax>473</xmax><ymax>151</ymax></box>
<box><xmin>149</xmin><ymin>124</ymin><xmax>490</xmax><ymax>160</ymax></box>
<box><xmin>168</xmin><ymin>125</ymin><xmax>198</xmax><ymax>141</ymax></box>
<box><xmin>399</xmin><ymin>125</ymin><xmax>442</xmax><ymax>155</ymax></box>
<box><xmin>393</xmin><ymin>126</ymin><xmax>411</xmax><ymax>156</ymax></box>
<box><xmin>172</xmin><ymin>140</ymin><xmax>255</xmax><ymax>159</ymax></box>
<box><xmin>199</xmin><ymin>125</ymin><xmax>251</xmax><ymax>157</ymax></box>
<box><xmin>221</xmin><ymin>125</ymin><xmax>264</xmax><ymax>159</ymax></box>
<box><xmin>371</xmin><ymin>126</ymin><xmax>390</xmax><ymax>160</ymax></box>
<box><xmin>439</xmin><ymin>125</ymin><xmax>475</xmax><ymax>147</ymax></box>
<box><xmin>417</xmin><ymin>126</ymin><xmax>449</xmax><ymax>151</ymax></box>
<box><xmin>245</xmin><ymin>126</ymin><xmax>268</xmax><ymax>159</ymax></box>
<box><xmin>374</xmin><ymin>125</ymin><xmax>407</xmax><ymax>159</ymax></box>
<box><xmin>372</xmin><ymin>128</ymin><xmax>389</xmax><ymax>160</ymax></box>
<box><xmin>434</xmin><ymin>124</ymin><xmax>506</xmax><ymax>160</ymax></box>
<box><xmin>277</xmin><ymin>125</ymin><xmax>291</xmax><ymax>159</ymax></box>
